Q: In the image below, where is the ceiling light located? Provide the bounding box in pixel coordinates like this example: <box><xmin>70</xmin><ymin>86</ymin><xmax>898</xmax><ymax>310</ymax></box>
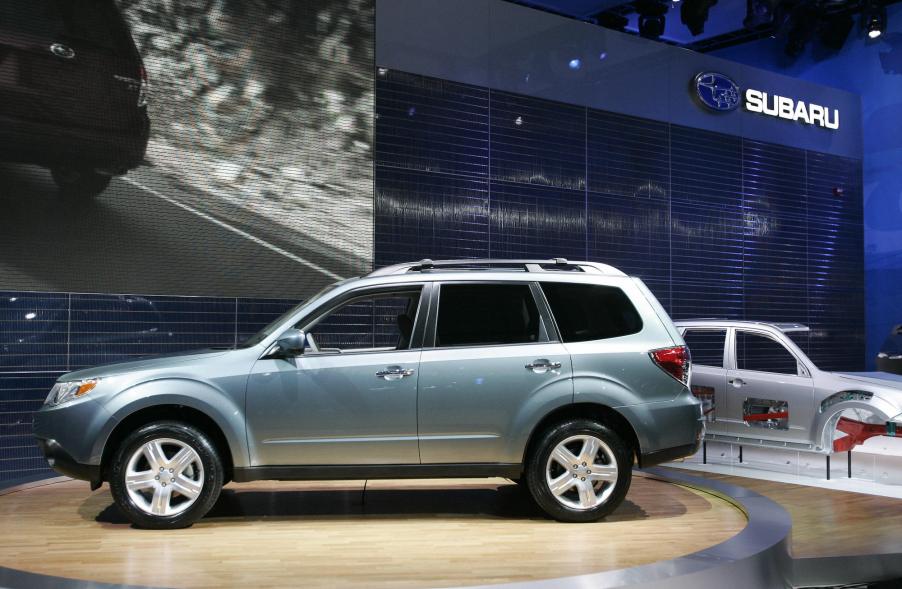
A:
<box><xmin>862</xmin><ymin>1</ymin><xmax>887</xmax><ymax>39</ymax></box>
<box><xmin>636</xmin><ymin>0</ymin><xmax>668</xmax><ymax>39</ymax></box>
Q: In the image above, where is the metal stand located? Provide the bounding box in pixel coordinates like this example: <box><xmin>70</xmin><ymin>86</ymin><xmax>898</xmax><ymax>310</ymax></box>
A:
<box><xmin>826</xmin><ymin>454</ymin><xmax>831</xmax><ymax>480</ymax></box>
<box><xmin>703</xmin><ymin>441</ymin><xmax>707</xmax><ymax>464</ymax></box>
<box><xmin>739</xmin><ymin>445</ymin><xmax>743</xmax><ymax>464</ymax></box>
<box><xmin>848</xmin><ymin>450</ymin><xmax>852</xmax><ymax>478</ymax></box>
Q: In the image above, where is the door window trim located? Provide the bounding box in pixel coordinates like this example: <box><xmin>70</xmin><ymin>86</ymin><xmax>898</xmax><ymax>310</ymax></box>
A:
<box><xmin>265</xmin><ymin>283</ymin><xmax>431</xmax><ymax>359</ymax></box>
<box><xmin>729</xmin><ymin>328</ymin><xmax>811</xmax><ymax>378</ymax></box>
<box><xmin>680</xmin><ymin>327</ymin><xmax>729</xmax><ymax>370</ymax></box>
<box><xmin>424</xmin><ymin>281</ymin><xmax>555</xmax><ymax>350</ymax></box>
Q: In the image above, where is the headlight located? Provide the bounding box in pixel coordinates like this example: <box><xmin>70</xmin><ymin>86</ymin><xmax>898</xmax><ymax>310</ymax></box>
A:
<box><xmin>44</xmin><ymin>379</ymin><xmax>101</xmax><ymax>407</ymax></box>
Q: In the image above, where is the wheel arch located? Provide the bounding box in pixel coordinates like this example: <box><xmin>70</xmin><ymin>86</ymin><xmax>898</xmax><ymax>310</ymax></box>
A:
<box><xmin>521</xmin><ymin>403</ymin><xmax>641</xmax><ymax>471</ymax></box>
<box><xmin>814</xmin><ymin>390</ymin><xmax>898</xmax><ymax>452</ymax></box>
<box><xmin>100</xmin><ymin>404</ymin><xmax>235</xmax><ymax>483</ymax></box>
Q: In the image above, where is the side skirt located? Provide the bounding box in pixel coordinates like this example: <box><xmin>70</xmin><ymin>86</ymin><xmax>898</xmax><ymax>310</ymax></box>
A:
<box><xmin>232</xmin><ymin>463</ymin><xmax>523</xmax><ymax>483</ymax></box>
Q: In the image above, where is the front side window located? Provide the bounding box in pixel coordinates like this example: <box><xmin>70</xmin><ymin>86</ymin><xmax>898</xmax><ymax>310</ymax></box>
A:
<box><xmin>436</xmin><ymin>284</ymin><xmax>540</xmax><ymax>347</ymax></box>
<box><xmin>682</xmin><ymin>329</ymin><xmax>727</xmax><ymax>368</ymax></box>
<box><xmin>540</xmin><ymin>283</ymin><xmax>642</xmax><ymax>343</ymax></box>
<box><xmin>303</xmin><ymin>288</ymin><xmax>422</xmax><ymax>353</ymax></box>
<box><xmin>735</xmin><ymin>331</ymin><xmax>800</xmax><ymax>375</ymax></box>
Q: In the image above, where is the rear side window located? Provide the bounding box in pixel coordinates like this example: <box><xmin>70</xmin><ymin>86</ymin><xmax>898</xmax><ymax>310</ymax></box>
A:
<box><xmin>540</xmin><ymin>283</ymin><xmax>642</xmax><ymax>342</ymax></box>
<box><xmin>436</xmin><ymin>284</ymin><xmax>540</xmax><ymax>347</ymax></box>
<box><xmin>682</xmin><ymin>329</ymin><xmax>726</xmax><ymax>368</ymax></box>
<box><xmin>736</xmin><ymin>331</ymin><xmax>800</xmax><ymax>375</ymax></box>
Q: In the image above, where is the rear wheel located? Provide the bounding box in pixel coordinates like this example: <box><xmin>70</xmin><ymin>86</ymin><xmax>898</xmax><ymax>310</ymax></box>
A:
<box><xmin>526</xmin><ymin>419</ymin><xmax>632</xmax><ymax>522</ymax></box>
<box><xmin>51</xmin><ymin>167</ymin><xmax>111</xmax><ymax>198</ymax></box>
<box><xmin>109</xmin><ymin>421</ymin><xmax>223</xmax><ymax>529</ymax></box>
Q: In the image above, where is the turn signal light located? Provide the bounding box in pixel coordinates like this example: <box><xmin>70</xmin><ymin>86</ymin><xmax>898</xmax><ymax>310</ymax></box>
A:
<box><xmin>649</xmin><ymin>346</ymin><xmax>690</xmax><ymax>385</ymax></box>
<box><xmin>76</xmin><ymin>380</ymin><xmax>99</xmax><ymax>397</ymax></box>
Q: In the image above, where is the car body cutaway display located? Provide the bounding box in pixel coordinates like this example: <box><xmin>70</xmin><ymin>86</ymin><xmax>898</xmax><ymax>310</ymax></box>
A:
<box><xmin>677</xmin><ymin>320</ymin><xmax>902</xmax><ymax>455</ymax></box>
<box><xmin>34</xmin><ymin>259</ymin><xmax>703</xmax><ymax>528</ymax></box>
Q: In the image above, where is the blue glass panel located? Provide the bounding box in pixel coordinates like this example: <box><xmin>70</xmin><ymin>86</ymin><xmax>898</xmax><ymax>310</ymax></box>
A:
<box><xmin>489</xmin><ymin>182</ymin><xmax>586</xmax><ymax>259</ymax></box>
<box><xmin>0</xmin><ymin>292</ymin><xmax>68</xmax><ymax>371</ymax></box>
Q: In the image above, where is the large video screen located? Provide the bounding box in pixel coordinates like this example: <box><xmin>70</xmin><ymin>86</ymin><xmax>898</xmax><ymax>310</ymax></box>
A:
<box><xmin>0</xmin><ymin>0</ymin><xmax>374</xmax><ymax>298</ymax></box>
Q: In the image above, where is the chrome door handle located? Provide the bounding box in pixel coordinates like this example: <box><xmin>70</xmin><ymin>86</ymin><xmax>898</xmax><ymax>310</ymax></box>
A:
<box><xmin>376</xmin><ymin>366</ymin><xmax>415</xmax><ymax>380</ymax></box>
<box><xmin>525</xmin><ymin>359</ymin><xmax>562</xmax><ymax>373</ymax></box>
<box><xmin>729</xmin><ymin>378</ymin><xmax>746</xmax><ymax>388</ymax></box>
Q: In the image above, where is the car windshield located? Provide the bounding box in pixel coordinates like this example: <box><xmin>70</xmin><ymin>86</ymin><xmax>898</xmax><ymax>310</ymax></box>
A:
<box><xmin>237</xmin><ymin>279</ymin><xmax>354</xmax><ymax>348</ymax></box>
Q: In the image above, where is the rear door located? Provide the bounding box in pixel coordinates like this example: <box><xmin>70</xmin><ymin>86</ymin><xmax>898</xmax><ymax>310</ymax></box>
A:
<box><xmin>681</xmin><ymin>328</ymin><xmax>728</xmax><ymax>430</ymax></box>
<box><xmin>416</xmin><ymin>282</ymin><xmax>572</xmax><ymax>464</ymax></box>
<box><xmin>0</xmin><ymin>1</ymin><xmax>143</xmax><ymax>131</ymax></box>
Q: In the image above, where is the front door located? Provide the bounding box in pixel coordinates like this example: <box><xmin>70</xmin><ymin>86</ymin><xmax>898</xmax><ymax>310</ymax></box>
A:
<box><xmin>726</xmin><ymin>329</ymin><xmax>815</xmax><ymax>444</ymax></box>
<box><xmin>246</xmin><ymin>285</ymin><xmax>426</xmax><ymax>466</ymax></box>
<box><xmin>417</xmin><ymin>282</ymin><xmax>573</xmax><ymax>464</ymax></box>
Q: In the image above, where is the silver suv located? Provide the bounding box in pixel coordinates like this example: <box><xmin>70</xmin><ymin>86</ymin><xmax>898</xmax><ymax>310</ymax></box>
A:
<box><xmin>34</xmin><ymin>259</ymin><xmax>702</xmax><ymax>528</ymax></box>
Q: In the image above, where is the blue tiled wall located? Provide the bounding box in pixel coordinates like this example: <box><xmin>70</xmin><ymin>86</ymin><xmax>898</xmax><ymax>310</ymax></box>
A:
<box><xmin>0</xmin><ymin>291</ymin><xmax>297</xmax><ymax>482</ymax></box>
<box><xmin>375</xmin><ymin>69</ymin><xmax>865</xmax><ymax>372</ymax></box>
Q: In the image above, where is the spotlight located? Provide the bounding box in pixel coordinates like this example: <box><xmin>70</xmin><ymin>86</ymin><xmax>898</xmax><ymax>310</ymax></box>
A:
<box><xmin>862</xmin><ymin>1</ymin><xmax>887</xmax><ymax>39</ymax></box>
<box><xmin>681</xmin><ymin>0</ymin><xmax>718</xmax><ymax>36</ymax></box>
<box><xmin>743</xmin><ymin>0</ymin><xmax>779</xmax><ymax>29</ymax></box>
<box><xmin>568</xmin><ymin>58</ymin><xmax>582</xmax><ymax>70</ymax></box>
<box><xmin>636</xmin><ymin>0</ymin><xmax>668</xmax><ymax>39</ymax></box>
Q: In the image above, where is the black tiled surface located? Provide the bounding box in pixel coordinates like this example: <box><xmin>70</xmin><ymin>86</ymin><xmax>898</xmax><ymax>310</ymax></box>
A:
<box><xmin>375</xmin><ymin>70</ymin><xmax>864</xmax><ymax>375</ymax></box>
<box><xmin>0</xmin><ymin>291</ymin><xmax>297</xmax><ymax>482</ymax></box>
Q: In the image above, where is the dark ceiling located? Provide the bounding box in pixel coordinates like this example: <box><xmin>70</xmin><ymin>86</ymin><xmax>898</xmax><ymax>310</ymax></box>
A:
<box><xmin>507</xmin><ymin>0</ymin><xmax>897</xmax><ymax>53</ymax></box>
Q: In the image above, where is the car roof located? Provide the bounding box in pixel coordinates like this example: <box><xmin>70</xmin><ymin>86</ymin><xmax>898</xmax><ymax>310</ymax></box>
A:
<box><xmin>367</xmin><ymin>258</ymin><xmax>627</xmax><ymax>277</ymax></box>
<box><xmin>674</xmin><ymin>319</ymin><xmax>810</xmax><ymax>333</ymax></box>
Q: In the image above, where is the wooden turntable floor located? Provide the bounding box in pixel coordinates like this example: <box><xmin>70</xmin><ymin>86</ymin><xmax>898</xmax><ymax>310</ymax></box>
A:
<box><xmin>0</xmin><ymin>472</ymin><xmax>746</xmax><ymax>589</ymax></box>
<box><xmin>671</xmin><ymin>468</ymin><xmax>902</xmax><ymax>559</ymax></box>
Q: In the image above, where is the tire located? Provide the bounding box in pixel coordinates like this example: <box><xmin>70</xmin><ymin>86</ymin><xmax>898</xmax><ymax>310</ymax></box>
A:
<box><xmin>109</xmin><ymin>421</ymin><xmax>224</xmax><ymax>529</ymax></box>
<box><xmin>51</xmin><ymin>167</ymin><xmax>112</xmax><ymax>199</ymax></box>
<box><xmin>525</xmin><ymin>419</ymin><xmax>632</xmax><ymax>523</ymax></box>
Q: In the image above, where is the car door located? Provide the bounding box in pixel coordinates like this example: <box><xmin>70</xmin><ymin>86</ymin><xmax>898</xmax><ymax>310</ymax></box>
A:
<box><xmin>726</xmin><ymin>328</ymin><xmax>815</xmax><ymax>444</ymax></box>
<box><xmin>417</xmin><ymin>282</ymin><xmax>573</xmax><ymax>464</ymax></box>
<box><xmin>681</xmin><ymin>328</ymin><xmax>728</xmax><ymax>431</ymax></box>
<box><xmin>246</xmin><ymin>284</ymin><xmax>428</xmax><ymax>466</ymax></box>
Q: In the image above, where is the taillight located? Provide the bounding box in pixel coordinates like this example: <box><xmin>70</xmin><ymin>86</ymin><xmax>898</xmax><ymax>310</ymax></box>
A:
<box><xmin>137</xmin><ymin>66</ymin><xmax>149</xmax><ymax>108</ymax></box>
<box><xmin>649</xmin><ymin>345</ymin><xmax>690</xmax><ymax>385</ymax></box>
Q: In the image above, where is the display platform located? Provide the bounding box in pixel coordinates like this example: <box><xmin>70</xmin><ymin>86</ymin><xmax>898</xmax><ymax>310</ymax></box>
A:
<box><xmin>0</xmin><ymin>470</ymin><xmax>787</xmax><ymax>589</ymax></box>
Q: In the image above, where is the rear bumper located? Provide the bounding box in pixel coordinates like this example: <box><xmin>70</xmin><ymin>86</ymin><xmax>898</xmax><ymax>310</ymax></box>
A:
<box><xmin>0</xmin><ymin>112</ymin><xmax>149</xmax><ymax>173</ymax></box>
<box><xmin>640</xmin><ymin>441</ymin><xmax>702</xmax><ymax>468</ymax></box>
<box><xmin>35</xmin><ymin>438</ymin><xmax>101</xmax><ymax>484</ymax></box>
<box><xmin>620</xmin><ymin>392</ymin><xmax>705</xmax><ymax>468</ymax></box>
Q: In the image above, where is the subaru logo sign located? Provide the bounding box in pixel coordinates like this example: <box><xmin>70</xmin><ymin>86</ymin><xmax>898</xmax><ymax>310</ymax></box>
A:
<box><xmin>694</xmin><ymin>72</ymin><xmax>740</xmax><ymax>112</ymax></box>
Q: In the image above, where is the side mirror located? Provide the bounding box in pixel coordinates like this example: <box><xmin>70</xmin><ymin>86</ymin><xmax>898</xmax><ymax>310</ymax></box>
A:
<box><xmin>275</xmin><ymin>329</ymin><xmax>306</xmax><ymax>357</ymax></box>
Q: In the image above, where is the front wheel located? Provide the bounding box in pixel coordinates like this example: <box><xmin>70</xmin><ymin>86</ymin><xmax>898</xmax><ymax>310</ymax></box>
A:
<box><xmin>526</xmin><ymin>419</ymin><xmax>632</xmax><ymax>523</ymax></box>
<box><xmin>109</xmin><ymin>421</ymin><xmax>223</xmax><ymax>529</ymax></box>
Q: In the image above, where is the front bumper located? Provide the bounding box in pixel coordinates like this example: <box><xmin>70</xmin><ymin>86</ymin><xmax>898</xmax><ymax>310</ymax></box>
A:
<box><xmin>35</xmin><ymin>438</ymin><xmax>101</xmax><ymax>484</ymax></box>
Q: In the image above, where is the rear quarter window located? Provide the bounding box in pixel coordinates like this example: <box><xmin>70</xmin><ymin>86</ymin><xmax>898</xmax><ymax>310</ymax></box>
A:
<box><xmin>540</xmin><ymin>283</ymin><xmax>642</xmax><ymax>343</ymax></box>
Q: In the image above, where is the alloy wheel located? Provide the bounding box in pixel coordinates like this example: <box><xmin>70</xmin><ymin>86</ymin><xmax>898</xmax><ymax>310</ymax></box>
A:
<box><xmin>545</xmin><ymin>434</ymin><xmax>618</xmax><ymax>510</ymax></box>
<box><xmin>124</xmin><ymin>438</ymin><xmax>205</xmax><ymax>517</ymax></box>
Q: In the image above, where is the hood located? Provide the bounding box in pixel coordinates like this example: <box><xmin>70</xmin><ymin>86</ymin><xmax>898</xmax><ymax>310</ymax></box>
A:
<box><xmin>59</xmin><ymin>348</ymin><xmax>232</xmax><ymax>381</ymax></box>
<box><xmin>835</xmin><ymin>371</ymin><xmax>902</xmax><ymax>391</ymax></box>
